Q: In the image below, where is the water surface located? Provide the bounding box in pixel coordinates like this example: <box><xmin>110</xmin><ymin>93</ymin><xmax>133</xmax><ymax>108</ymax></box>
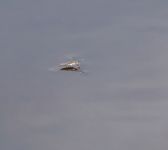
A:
<box><xmin>1</xmin><ymin>0</ymin><xmax>168</xmax><ymax>150</ymax></box>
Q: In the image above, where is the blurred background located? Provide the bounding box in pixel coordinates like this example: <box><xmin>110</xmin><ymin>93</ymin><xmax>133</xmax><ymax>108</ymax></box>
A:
<box><xmin>0</xmin><ymin>0</ymin><xmax>168</xmax><ymax>150</ymax></box>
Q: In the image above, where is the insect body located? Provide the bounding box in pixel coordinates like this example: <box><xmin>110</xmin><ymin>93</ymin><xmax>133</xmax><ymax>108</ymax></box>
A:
<box><xmin>58</xmin><ymin>60</ymin><xmax>80</xmax><ymax>71</ymax></box>
<box><xmin>49</xmin><ymin>59</ymin><xmax>82</xmax><ymax>72</ymax></box>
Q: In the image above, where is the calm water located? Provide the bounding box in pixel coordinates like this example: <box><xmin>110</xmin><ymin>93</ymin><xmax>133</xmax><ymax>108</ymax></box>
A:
<box><xmin>1</xmin><ymin>0</ymin><xmax>168</xmax><ymax>150</ymax></box>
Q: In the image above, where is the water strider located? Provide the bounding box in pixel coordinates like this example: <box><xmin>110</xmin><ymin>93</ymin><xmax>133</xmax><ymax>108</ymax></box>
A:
<box><xmin>48</xmin><ymin>58</ymin><xmax>87</xmax><ymax>74</ymax></box>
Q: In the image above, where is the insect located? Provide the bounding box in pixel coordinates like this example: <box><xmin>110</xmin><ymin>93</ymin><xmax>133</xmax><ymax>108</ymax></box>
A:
<box><xmin>48</xmin><ymin>57</ymin><xmax>87</xmax><ymax>74</ymax></box>
<box><xmin>58</xmin><ymin>60</ymin><xmax>80</xmax><ymax>71</ymax></box>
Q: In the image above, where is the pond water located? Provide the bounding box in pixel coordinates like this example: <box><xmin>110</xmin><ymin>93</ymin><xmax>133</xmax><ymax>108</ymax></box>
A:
<box><xmin>1</xmin><ymin>0</ymin><xmax>168</xmax><ymax>150</ymax></box>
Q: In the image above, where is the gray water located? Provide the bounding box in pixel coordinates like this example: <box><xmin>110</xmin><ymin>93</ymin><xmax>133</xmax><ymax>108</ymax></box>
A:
<box><xmin>1</xmin><ymin>0</ymin><xmax>168</xmax><ymax>150</ymax></box>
